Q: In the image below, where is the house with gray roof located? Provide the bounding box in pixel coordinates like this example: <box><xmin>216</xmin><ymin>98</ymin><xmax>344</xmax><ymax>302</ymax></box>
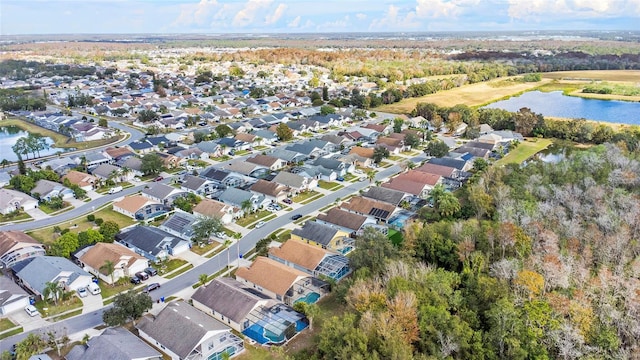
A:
<box><xmin>11</xmin><ymin>256</ymin><xmax>93</xmax><ymax>299</ymax></box>
<box><xmin>142</xmin><ymin>182</ymin><xmax>187</xmax><ymax>206</ymax></box>
<box><xmin>252</xmin><ymin>129</ymin><xmax>278</xmax><ymax>145</ymax></box>
<box><xmin>0</xmin><ymin>276</ymin><xmax>30</xmax><ymax>315</ymax></box>
<box><xmin>91</xmin><ymin>164</ymin><xmax>133</xmax><ymax>182</ymax></box>
<box><xmin>66</xmin><ymin>327</ymin><xmax>162</xmax><ymax>360</ymax></box>
<box><xmin>269</xmin><ymin>149</ymin><xmax>307</xmax><ymax>164</ymax></box>
<box><xmin>116</xmin><ymin>225</ymin><xmax>191</xmax><ymax>262</ymax></box>
<box><xmin>38</xmin><ymin>157</ymin><xmax>77</xmax><ymax>175</ymax></box>
<box><xmin>158</xmin><ymin>211</ymin><xmax>198</xmax><ymax>241</ymax></box>
<box><xmin>316</xmin><ymin>207</ymin><xmax>375</xmax><ymax>234</ymax></box>
<box><xmin>195</xmin><ymin>140</ymin><xmax>222</xmax><ymax>157</ymax></box>
<box><xmin>180</xmin><ymin>174</ymin><xmax>217</xmax><ymax>196</ymax></box>
<box><xmin>137</xmin><ymin>300</ymin><xmax>244</xmax><ymax>360</ymax></box>
<box><xmin>361</xmin><ymin>186</ymin><xmax>408</xmax><ymax>206</ymax></box>
<box><xmin>31</xmin><ymin>179</ymin><xmax>75</xmax><ymax>201</ymax></box>
<box><xmin>0</xmin><ymin>189</ymin><xmax>38</xmax><ymax>215</ymax></box>
<box><xmin>116</xmin><ymin>156</ymin><xmax>144</xmax><ymax>177</ymax></box>
<box><xmin>290</xmin><ymin>221</ymin><xmax>350</xmax><ymax>250</ymax></box>
<box><xmin>192</xmin><ymin>277</ymin><xmax>308</xmax><ymax>346</ymax></box>
<box><xmin>312</xmin><ymin>157</ymin><xmax>353</xmax><ymax>176</ymax></box>
<box><xmin>272</xmin><ymin>171</ymin><xmax>317</xmax><ymax>194</ymax></box>
<box><xmin>82</xmin><ymin>151</ymin><xmax>112</xmax><ymax>169</ymax></box>
<box><xmin>217</xmin><ymin>187</ymin><xmax>264</xmax><ymax>212</ymax></box>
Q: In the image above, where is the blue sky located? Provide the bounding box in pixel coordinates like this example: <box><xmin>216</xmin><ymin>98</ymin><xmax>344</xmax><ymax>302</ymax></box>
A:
<box><xmin>2</xmin><ymin>0</ymin><xmax>639</xmax><ymax>35</ymax></box>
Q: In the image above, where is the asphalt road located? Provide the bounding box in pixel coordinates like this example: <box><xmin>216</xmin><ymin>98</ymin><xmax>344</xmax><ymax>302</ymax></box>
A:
<box><xmin>0</xmin><ymin>164</ymin><xmax>401</xmax><ymax>352</ymax></box>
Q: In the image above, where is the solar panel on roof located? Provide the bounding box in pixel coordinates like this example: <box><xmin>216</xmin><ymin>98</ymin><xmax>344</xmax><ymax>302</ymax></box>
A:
<box><xmin>369</xmin><ymin>207</ymin><xmax>390</xmax><ymax>219</ymax></box>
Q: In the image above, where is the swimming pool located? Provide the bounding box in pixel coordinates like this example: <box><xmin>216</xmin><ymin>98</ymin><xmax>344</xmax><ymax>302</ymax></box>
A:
<box><xmin>294</xmin><ymin>292</ymin><xmax>320</xmax><ymax>304</ymax></box>
<box><xmin>388</xmin><ymin>211</ymin><xmax>412</xmax><ymax>228</ymax></box>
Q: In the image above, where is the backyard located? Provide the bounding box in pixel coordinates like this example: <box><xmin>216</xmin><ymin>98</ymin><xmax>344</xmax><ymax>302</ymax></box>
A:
<box><xmin>494</xmin><ymin>138</ymin><xmax>553</xmax><ymax>166</ymax></box>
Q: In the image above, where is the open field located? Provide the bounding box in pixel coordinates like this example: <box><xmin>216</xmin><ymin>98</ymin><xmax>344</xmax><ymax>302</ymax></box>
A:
<box><xmin>541</xmin><ymin>70</ymin><xmax>640</xmax><ymax>82</ymax></box>
<box><xmin>376</xmin><ymin>77</ymin><xmax>553</xmax><ymax>113</ymax></box>
<box><xmin>494</xmin><ymin>138</ymin><xmax>553</xmax><ymax>166</ymax></box>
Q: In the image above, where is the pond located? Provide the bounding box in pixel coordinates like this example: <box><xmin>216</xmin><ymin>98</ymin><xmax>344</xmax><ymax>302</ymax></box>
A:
<box><xmin>484</xmin><ymin>91</ymin><xmax>640</xmax><ymax>125</ymax></box>
<box><xmin>525</xmin><ymin>141</ymin><xmax>586</xmax><ymax>165</ymax></box>
<box><xmin>0</xmin><ymin>125</ymin><xmax>61</xmax><ymax>162</ymax></box>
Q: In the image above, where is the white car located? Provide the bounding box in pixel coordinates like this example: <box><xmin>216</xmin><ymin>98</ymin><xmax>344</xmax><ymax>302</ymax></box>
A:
<box><xmin>25</xmin><ymin>305</ymin><xmax>39</xmax><ymax>317</ymax></box>
<box><xmin>77</xmin><ymin>287</ymin><xmax>88</xmax><ymax>298</ymax></box>
<box><xmin>254</xmin><ymin>221</ymin><xmax>266</xmax><ymax>228</ymax></box>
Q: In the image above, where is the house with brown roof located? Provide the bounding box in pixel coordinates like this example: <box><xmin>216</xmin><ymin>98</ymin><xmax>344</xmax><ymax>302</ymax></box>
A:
<box><xmin>104</xmin><ymin>146</ymin><xmax>136</xmax><ymax>162</ymax></box>
<box><xmin>316</xmin><ymin>207</ymin><xmax>375</xmax><ymax>234</ymax></box>
<box><xmin>234</xmin><ymin>133</ymin><xmax>256</xmax><ymax>145</ymax></box>
<box><xmin>113</xmin><ymin>194</ymin><xmax>170</xmax><ymax>221</ymax></box>
<box><xmin>0</xmin><ymin>231</ymin><xmax>45</xmax><ymax>269</ymax></box>
<box><xmin>76</xmin><ymin>242</ymin><xmax>148</xmax><ymax>284</ymax></box>
<box><xmin>246</xmin><ymin>154</ymin><xmax>286</xmax><ymax>171</ymax></box>
<box><xmin>235</xmin><ymin>256</ymin><xmax>329</xmax><ymax>306</ymax></box>
<box><xmin>376</xmin><ymin>136</ymin><xmax>405</xmax><ymax>154</ymax></box>
<box><xmin>61</xmin><ymin>170</ymin><xmax>97</xmax><ymax>191</ymax></box>
<box><xmin>415</xmin><ymin>162</ymin><xmax>460</xmax><ymax>179</ymax></box>
<box><xmin>192</xmin><ymin>198</ymin><xmax>238</xmax><ymax>224</ymax></box>
<box><xmin>341</xmin><ymin>196</ymin><xmax>397</xmax><ymax>223</ymax></box>
<box><xmin>364</xmin><ymin>123</ymin><xmax>390</xmax><ymax>135</ymax></box>
<box><xmin>249</xmin><ymin>180</ymin><xmax>288</xmax><ymax>203</ymax></box>
<box><xmin>269</xmin><ymin>239</ymin><xmax>351</xmax><ymax>281</ymax></box>
<box><xmin>349</xmin><ymin>146</ymin><xmax>374</xmax><ymax>159</ymax></box>
<box><xmin>382</xmin><ymin>170</ymin><xmax>442</xmax><ymax>198</ymax></box>
<box><xmin>346</xmin><ymin>146</ymin><xmax>375</xmax><ymax>167</ymax></box>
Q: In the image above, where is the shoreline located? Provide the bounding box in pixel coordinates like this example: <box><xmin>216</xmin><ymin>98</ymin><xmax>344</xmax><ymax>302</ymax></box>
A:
<box><xmin>545</xmin><ymin>116</ymin><xmax>634</xmax><ymax>132</ymax></box>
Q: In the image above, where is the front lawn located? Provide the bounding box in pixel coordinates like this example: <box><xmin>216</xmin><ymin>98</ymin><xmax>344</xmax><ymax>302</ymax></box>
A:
<box><xmin>191</xmin><ymin>240</ymin><xmax>221</xmax><ymax>255</ymax></box>
<box><xmin>318</xmin><ymin>180</ymin><xmax>342</xmax><ymax>191</ymax></box>
<box><xmin>292</xmin><ymin>190</ymin><xmax>321</xmax><ymax>203</ymax></box>
<box><xmin>0</xmin><ymin>318</ymin><xmax>15</xmax><ymax>332</ymax></box>
<box><xmin>158</xmin><ymin>258</ymin><xmax>188</xmax><ymax>276</ymax></box>
<box><xmin>35</xmin><ymin>296</ymin><xmax>83</xmax><ymax>317</ymax></box>
<box><xmin>99</xmin><ymin>280</ymin><xmax>134</xmax><ymax>299</ymax></box>
<box><xmin>27</xmin><ymin>205</ymin><xmax>135</xmax><ymax>244</ymax></box>
<box><xmin>39</xmin><ymin>201</ymin><xmax>73</xmax><ymax>214</ymax></box>
<box><xmin>211</xmin><ymin>155</ymin><xmax>231</xmax><ymax>162</ymax></box>
<box><xmin>0</xmin><ymin>211</ymin><xmax>31</xmax><ymax>223</ymax></box>
<box><xmin>234</xmin><ymin>149</ymin><xmax>251</xmax><ymax>156</ymax></box>
<box><xmin>235</xmin><ymin>210</ymin><xmax>274</xmax><ymax>227</ymax></box>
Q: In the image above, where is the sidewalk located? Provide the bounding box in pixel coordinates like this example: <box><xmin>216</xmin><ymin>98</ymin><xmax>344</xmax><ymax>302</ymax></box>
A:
<box><xmin>24</xmin><ymin>207</ymin><xmax>48</xmax><ymax>220</ymax></box>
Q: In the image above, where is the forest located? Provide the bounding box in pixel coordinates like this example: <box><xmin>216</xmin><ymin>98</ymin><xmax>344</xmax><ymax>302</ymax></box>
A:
<box><xmin>291</xmin><ymin>141</ymin><xmax>640</xmax><ymax>360</ymax></box>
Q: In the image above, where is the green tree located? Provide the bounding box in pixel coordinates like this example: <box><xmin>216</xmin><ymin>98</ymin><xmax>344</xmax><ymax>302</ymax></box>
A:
<box><xmin>295</xmin><ymin>302</ymin><xmax>321</xmax><ymax>331</ymax></box>
<box><xmin>322</xmin><ymin>86</ymin><xmax>329</xmax><ymax>100</ymax></box>
<box><xmin>99</xmin><ymin>221</ymin><xmax>120</xmax><ymax>243</ymax></box>
<box><xmin>428</xmin><ymin>184</ymin><xmax>460</xmax><ymax>219</ymax></box>
<box><xmin>317</xmin><ymin>314</ymin><xmax>369</xmax><ymax>359</ymax></box>
<box><xmin>320</xmin><ymin>105</ymin><xmax>335</xmax><ymax>115</ymax></box>
<box><xmin>366</xmin><ymin>170</ymin><xmax>376</xmax><ymax>183</ymax></box>
<box><xmin>78</xmin><ymin>228</ymin><xmax>104</xmax><ymax>247</ymax></box>
<box><xmin>49</xmin><ymin>232</ymin><xmax>79</xmax><ymax>258</ymax></box>
<box><xmin>14</xmin><ymin>333</ymin><xmax>47</xmax><ymax>360</ymax></box>
<box><xmin>215</xmin><ymin>124</ymin><xmax>233</xmax><ymax>138</ymax></box>
<box><xmin>425</xmin><ymin>140</ymin><xmax>449</xmax><ymax>157</ymax></box>
<box><xmin>350</xmin><ymin>227</ymin><xmax>398</xmax><ymax>276</ymax></box>
<box><xmin>275</xmin><ymin>123</ymin><xmax>293</xmax><ymax>142</ymax></box>
<box><xmin>199</xmin><ymin>273</ymin><xmax>209</xmax><ymax>287</ymax></box>
<box><xmin>0</xmin><ymin>159</ymin><xmax>9</xmax><ymax>168</ymax></box>
<box><xmin>137</xmin><ymin>109</ymin><xmax>158</xmax><ymax>123</ymax></box>
<box><xmin>102</xmin><ymin>291</ymin><xmax>153</xmax><ymax>326</ymax></box>
<box><xmin>240</xmin><ymin>199</ymin><xmax>253</xmax><ymax>215</ymax></box>
<box><xmin>42</xmin><ymin>281</ymin><xmax>62</xmax><ymax>306</ymax></box>
<box><xmin>404</xmin><ymin>132</ymin><xmax>421</xmax><ymax>148</ymax></box>
<box><xmin>140</xmin><ymin>153</ymin><xmax>163</xmax><ymax>175</ymax></box>
<box><xmin>373</xmin><ymin>146</ymin><xmax>390</xmax><ymax>164</ymax></box>
<box><xmin>393</xmin><ymin>118</ymin><xmax>404</xmax><ymax>133</ymax></box>
<box><xmin>192</xmin><ymin>216</ymin><xmax>223</xmax><ymax>245</ymax></box>
<box><xmin>100</xmin><ymin>260</ymin><xmax>116</xmax><ymax>286</ymax></box>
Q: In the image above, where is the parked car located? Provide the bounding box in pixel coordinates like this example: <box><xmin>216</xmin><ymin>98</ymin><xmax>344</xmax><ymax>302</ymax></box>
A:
<box><xmin>144</xmin><ymin>267</ymin><xmax>158</xmax><ymax>276</ymax></box>
<box><xmin>254</xmin><ymin>221</ymin><xmax>266</xmax><ymax>228</ymax></box>
<box><xmin>130</xmin><ymin>276</ymin><xmax>141</xmax><ymax>285</ymax></box>
<box><xmin>228</xmin><ymin>150</ymin><xmax>235</xmax><ymax>156</ymax></box>
<box><xmin>336</xmin><ymin>176</ymin><xmax>345</xmax><ymax>182</ymax></box>
<box><xmin>77</xmin><ymin>287</ymin><xmax>88</xmax><ymax>298</ymax></box>
<box><xmin>154</xmin><ymin>176</ymin><xmax>164</xmax><ymax>182</ymax></box>
<box><xmin>135</xmin><ymin>271</ymin><xmax>149</xmax><ymax>281</ymax></box>
<box><xmin>291</xmin><ymin>214</ymin><xmax>302</xmax><ymax>220</ymax></box>
<box><xmin>25</xmin><ymin>305</ymin><xmax>39</xmax><ymax>317</ymax></box>
<box><xmin>215</xmin><ymin>232</ymin><xmax>227</xmax><ymax>239</ymax></box>
<box><xmin>108</xmin><ymin>186</ymin><xmax>123</xmax><ymax>194</ymax></box>
<box><xmin>283</xmin><ymin>198</ymin><xmax>293</xmax><ymax>204</ymax></box>
<box><xmin>143</xmin><ymin>283</ymin><xmax>161</xmax><ymax>293</ymax></box>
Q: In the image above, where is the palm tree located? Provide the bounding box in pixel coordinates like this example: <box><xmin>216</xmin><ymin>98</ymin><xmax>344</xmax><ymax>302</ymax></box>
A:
<box><xmin>100</xmin><ymin>260</ymin><xmax>116</xmax><ymax>286</ymax></box>
<box><xmin>42</xmin><ymin>281</ymin><xmax>62</xmax><ymax>306</ymax></box>
<box><xmin>241</xmin><ymin>199</ymin><xmax>253</xmax><ymax>215</ymax></box>
<box><xmin>366</xmin><ymin>170</ymin><xmax>376</xmax><ymax>183</ymax></box>
<box><xmin>405</xmin><ymin>161</ymin><xmax>416</xmax><ymax>170</ymax></box>
<box><xmin>199</xmin><ymin>274</ymin><xmax>209</xmax><ymax>288</ymax></box>
<box><xmin>120</xmin><ymin>167</ymin><xmax>132</xmax><ymax>180</ymax></box>
<box><xmin>80</xmin><ymin>155</ymin><xmax>88</xmax><ymax>173</ymax></box>
<box><xmin>305</xmin><ymin>303</ymin><xmax>320</xmax><ymax>331</ymax></box>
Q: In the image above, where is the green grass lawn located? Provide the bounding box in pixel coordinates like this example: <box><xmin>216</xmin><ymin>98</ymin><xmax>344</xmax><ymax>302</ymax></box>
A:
<box><xmin>0</xmin><ymin>327</ymin><xmax>23</xmax><ymax>340</ymax></box>
<box><xmin>191</xmin><ymin>240</ymin><xmax>221</xmax><ymax>255</ymax></box>
<box><xmin>248</xmin><ymin>214</ymin><xmax>277</xmax><ymax>229</ymax></box>
<box><xmin>100</xmin><ymin>280</ymin><xmax>134</xmax><ymax>299</ymax></box>
<box><xmin>235</xmin><ymin>210</ymin><xmax>274</xmax><ymax>227</ymax></box>
<box><xmin>51</xmin><ymin>308</ymin><xmax>83</xmax><ymax>322</ymax></box>
<box><xmin>27</xmin><ymin>205</ymin><xmax>136</xmax><ymax>244</ymax></box>
<box><xmin>35</xmin><ymin>296</ymin><xmax>82</xmax><ymax>317</ymax></box>
<box><xmin>343</xmin><ymin>173</ymin><xmax>358</xmax><ymax>182</ymax></box>
<box><xmin>292</xmin><ymin>190</ymin><xmax>321</xmax><ymax>203</ymax></box>
<box><xmin>254</xmin><ymin>145</ymin><xmax>269</xmax><ymax>150</ymax></box>
<box><xmin>38</xmin><ymin>201</ymin><xmax>73</xmax><ymax>215</ymax></box>
<box><xmin>494</xmin><ymin>138</ymin><xmax>553</xmax><ymax>166</ymax></box>
<box><xmin>0</xmin><ymin>318</ymin><xmax>16</xmax><ymax>332</ymax></box>
<box><xmin>159</xmin><ymin>259</ymin><xmax>188</xmax><ymax>276</ymax></box>
<box><xmin>211</xmin><ymin>155</ymin><xmax>232</xmax><ymax>162</ymax></box>
<box><xmin>388</xmin><ymin>155</ymin><xmax>403</xmax><ymax>161</ymax></box>
<box><xmin>318</xmin><ymin>180</ymin><xmax>342</xmax><ymax>191</ymax></box>
<box><xmin>388</xmin><ymin>229</ymin><xmax>404</xmax><ymax>246</ymax></box>
<box><xmin>165</xmin><ymin>264</ymin><xmax>194</xmax><ymax>279</ymax></box>
<box><xmin>234</xmin><ymin>149</ymin><xmax>251</xmax><ymax>156</ymax></box>
<box><xmin>0</xmin><ymin>211</ymin><xmax>31</xmax><ymax>223</ymax></box>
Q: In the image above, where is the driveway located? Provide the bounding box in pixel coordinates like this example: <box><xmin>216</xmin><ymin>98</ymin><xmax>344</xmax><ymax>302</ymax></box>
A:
<box><xmin>8</xmin><ymin>308</ymin><xmax>50</xmax><ymax>332</ymax></box>
<box><xmin>80</xmin><ymin>292</ymin><xmax>104</xmax><ymax>315</ymax></box>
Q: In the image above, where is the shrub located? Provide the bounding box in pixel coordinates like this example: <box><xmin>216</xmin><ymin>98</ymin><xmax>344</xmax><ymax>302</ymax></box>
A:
<box><xmin>61</xmin><ymin>228</ymin><xmax>70</xmax><ymax>235</ymax></box>
<box><xmin>87</xmin><ymin>214</ymin><xmax>95</xmax><ymax>222</ymax></box>
<box><xmin>94</xmin><ymin>218</ymin><xmax>104</xmax><ymax>226</ymax></box>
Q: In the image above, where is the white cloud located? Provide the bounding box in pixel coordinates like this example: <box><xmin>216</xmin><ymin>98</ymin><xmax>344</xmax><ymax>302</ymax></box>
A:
<box><xmin>369</xmin><ymin>4</ymin><xmax>420</xmax><ymax>30</ymax></box>
<box><xmin>508</xmin><ymin>0</ymin><xmax>640</xmax><ymax>19</ymax></box>
<box><xmin>355</xmin><ymin>13</ymin><xmax>367</xmax><ymax>20</ymax></box>
<box><xmin>288</xmin><ymin>15</ymin><xmax>301</xmax><ymax>28</ymax></box>
<box><xmin>172</xmin><ymin>0</ymin><xmax>219</xmax><ymax>27</ymax></box>
<box><xmin>415</xmin><ymin>0</ymin><xmax>480</xmax><ymax>18</ymax></box>
<box><xmin>265</xmin><ymin>3</ymin><xmax>287</xmax><ymax>25</ymax></box>
<box><xmin>233</xmin><ymin>0</ymin><xmax>273</xmax><ymax>27</ymax></box>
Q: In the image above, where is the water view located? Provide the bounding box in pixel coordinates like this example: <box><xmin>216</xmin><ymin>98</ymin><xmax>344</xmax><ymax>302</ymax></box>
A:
<box><xmin>485</xmin><ymin>91</ymin><xmax>640</xmax><ymax>125</ymax></box>
<box><xmin>0</xmin><ymin>125</ymin><xmax>60</xmax><ymax>162</ymax></box>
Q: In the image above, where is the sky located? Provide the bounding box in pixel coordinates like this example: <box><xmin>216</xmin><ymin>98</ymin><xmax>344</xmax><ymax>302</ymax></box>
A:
<box><xmin>1</xmin><ymin>0</ymin><xmax>640</xmax><ymax>35</ymax></box>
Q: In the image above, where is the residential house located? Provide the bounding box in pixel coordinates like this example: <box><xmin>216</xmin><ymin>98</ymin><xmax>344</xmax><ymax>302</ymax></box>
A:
<box><xmin>145</xmin><ymin>136</ymin><xmax>171</xmax><ymax>150</ymax></box>
<box><xmin>341</xmin><ymin>196</ymin><xmax>397</xmax><ymax>223</ymax></box>
<box><xmin>81</xmin><ymin>152</ymin><xmax>113</xmax><ymax>169</ymax></box>
<box><xmin>382</xmin><ymin>170</ymin><xmax>442</xmax><ymax>198</ymax></box>
<box><xmin>61</xmin><ymin>170</ymin><xmax>97</xmax><ymax>191</ymax></box>
<box><xmin>127</xmin><ymin>141</ymin><xmax>154</xmax><ymax>154</ymax></box>
<box><xmin>198</xmin><ymin>168</ymin><xmax>232</xmax><ymax>188</ymax></box>
<box><xmin>66</xmin><ymin>327</ymin><xmax>163</xmax><ymax>360</ymax></box>
<box><xmin>235</xmin><ymin>256</ymin><xmax>329</xmax><ymax>306</ymax></box>
<box><xmin>154</xmin><ymin>152</ymin><xmax>182</xmax><ymax>169</ymax></box>
<box><xmin>415</xmin><ymin>163</ymin><xmax>461</xmax><ymax>180</ymax></box>
<box><xmin>195</xmin><ymin>141</ymin><xmax>222</xmax><ymax>158</ymax></box>
<box><xmin>269</xmin><ymin>239</ymin><xmax>351</xmax><ymax>281</ymax></box>
<box><xmin>316</xmin><ymin>208</ymin><xmax>375</xmax><ymax>234</ymax></box>
<box><xmin>246</xmin><ymin>154</ymin><xmax>286</xmax><ymax>171</ymax></box>
<box><xmin>0</xmin><ymin>276</ymin><xmax>30</xmax><ymax>315</ymax></box>
<box><xmin>0</xmin><ymin>231</ymin><xmax>45</xmax><ymax>269</ymax></box>
<box><xmin>427</xmin><ymin>157</ymin><xmax>473</xmax><ymax>172</ymax></box>
<box><xmin>252</xmin><ymin>129</ymin><xmax>278</xmax><ymax>145</ymax></box>
<box><xmin>269</xmin><ymin>149</ymin><xmax>307</xmax><ymax>164</ymax></box>
<box><xmin>320</xmin><ymin>134</ymin><xmax>351</xmax><ymax>148</ymax></box>
<box><xmin>234</xmin><ymin>133</ymin><xmax>257</xmax><ymax>146</ymax></box>
<box><xmin>456</xmin><ymin>146</ymin><xmax>491</xmax><ymax>160</ymax></box>
<box><xmin>218</xmin><ymin>137</ymin><xmax>249</xmax><ymax>152</ymax></box>
<box><xmin>158</xmin><ymin>211</ymin><xmax>199</xmax><ymax>241</ymax></box>
<box><xmin>271</xmin><ymin>171</ymin><xmax>317</xmax><ymax>194</ymax></box>
<box><xmin>219</xmin><ymin>161</ymin><xmax>268</xmax><ymax>180</ymax></box>
<box><xmin>38</xmin><ymin>157</ymin><xmax>77</xmax><ymax>175</ymax></box>
<box><xmin>113</xmin><ymin>194</ymin><xmax>170</xmax><ymax>221</ymax></box>
<box><xmin>92</xmin><ymin>164</ymin><xmax>133</xmax><ymax>183</ymax></box>
<box><xmin>105</xmin><ymin>147</ymin><xmax>136</xmax><ymax>162</ymax></box>
<box><xmin>141</xmin><ymin>182</ymin><xmax>187</xmax><ymax>206</ymax></box>
<box><xmin>181</xmin><ymin>175</ymin><xmax>217</xmax><ymax>196</ymax></box>
<box><xmin>0</xmin><ymin>189</ymin><xmax>38</xmax><ymax>215</ymax></box>
<box><xmin>31</xmin><ymin>179</ymin><xmax>75</xmax><ymax>201</ymax></box>
<box><xmin>376</xmin><ymin>136</ymin><xmax>405</xmax><ymax>154</ymax></box>
<box><xmin>361</xmin><ymin>186</ymin><xmax>408</xmax><ymax>207</ymax></box>
<box><xmin>217</xmin><ymin>188</ymin><xmax>264</xmax><ymax>212</ymax></box>
<box><xmin>174</xmin><ymin>147</ymin><xmax>209</xmax><ymax>161</ymax></box>
<box><xmin>12</xmin><ymin>256</ymin><xmax>93</xmax><ymax>299</ymax></box>
<box><xmin>77</xmin><ymin>242</ymin><xmax>148</xmax><ymax>285</ymax></box>
<box><xmin>249</xmin><ymin>180</ymin><xmax>288</xmax><ymax>203</ymax></box>
<box><xmin>192</xmin><ymin>277</ymin><xmax>308</xmax><ymax>346</ymax></box>
<box><xmin>192</xmin><ymin>198</ymin><xmax>238</xmax><ymax>224</ymax></box>
<box><xmin>116</xmin><ymin>225</ymin><xmax>191</xmax><ymax>262</ymax></box>
<box><xmin>364</xmin><ymin>123</ymin><xmax>390</xmax><ymax>136</ymax></box>
<box><xmin>116</xmin><ymin>157</ymin><xmax>144</xmax><ymax>177</ymax></box>
<box><xmin>312</xmin><ymin>158</ymin><xmax>353</xmax><ymax>177</ymax></box>
<box><xmin>291</xmin><ymin>221</ymin><xmax>352</xmax><ymax>253</ymax></box>
<box><xmin>137</xmin><ymin>301</ymin><xmax>244</xmax><ymax>360</ymax></box>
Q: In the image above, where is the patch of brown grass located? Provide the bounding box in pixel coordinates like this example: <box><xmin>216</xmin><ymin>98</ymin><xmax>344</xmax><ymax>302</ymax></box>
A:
<box><xmin>542</xmin><ymin>70</ymin><xmax>640</xmax><ymax>82</ymax></box>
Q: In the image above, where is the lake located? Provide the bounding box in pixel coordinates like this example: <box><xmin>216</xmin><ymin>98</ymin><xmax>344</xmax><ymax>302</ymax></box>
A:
<box><xmin>0</xmin><ymin>125</ymin><xmax>60</xmax><ymax>162</ymax></box>
<box><xmin>484</xmin><ymin>91</ymin><xmax>640</xmax><ymax>125</ymax></box>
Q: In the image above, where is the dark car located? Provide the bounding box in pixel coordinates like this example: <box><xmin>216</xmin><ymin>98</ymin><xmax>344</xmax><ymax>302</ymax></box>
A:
<box><xmin>154</xmin><ymin>176</ymin><xmax>164</xmax><ymax>182</ymax></box>
<box><xmin>130</xmin><ymin>276</ymin><xmax>141</xmax><ymax>285</ymax></box>
<box><xmin>143</xmin><ymin>283</ymin><xmax>161</xmax><ymax>293</ymax></box>
<box><xmin>291</xmin><ymin>214</ymin><xmax>302</xmax><ymax>220</ymax></box>
<box><xmin>336</xmin><ymin>176</ymin><xmax>345</xmax><ymax>182</ymax></box>
<box><xmin>228</xmin><ymin>150</ymin><xmax>235</xmax><ymax>156</ymax></box>
<box><xmin>283</xmin><ymin>198</ymin><xmax>293</xmax><ymax>204</ymax></box>
<box><xmin>135</xmin><ymin>271</ymin><xmax>149</xmax><ymax>281</ymax></box>
<box><xmin>144</xmin><ymin>267</ymin><xmax>157</xmax><ymax>276</ymax></box>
